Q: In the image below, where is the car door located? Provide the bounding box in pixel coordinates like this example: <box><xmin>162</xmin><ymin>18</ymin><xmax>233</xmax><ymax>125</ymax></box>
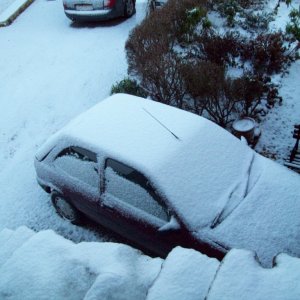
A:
<box><xmin>98</xmin><ymin>158</ymin><xmax>186</xmax><ymax>256</ymax></box>
<box><xmin>50</xmin><ymin>146</ymin><xmax>100</xmax><ymax>219</ymax></box>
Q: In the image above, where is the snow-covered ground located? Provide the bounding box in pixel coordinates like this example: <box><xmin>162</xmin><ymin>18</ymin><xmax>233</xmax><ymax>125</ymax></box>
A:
<box><xmin>256</xmin><ymin>60</ymin><xmax>300</xmax><ymax>162</ymax></box>
<box><xmin>255</xmin><ymin>0</ymin><xmax>300</xmax><ymax>162</ymax></box>
<box><xmin>0</xmin><ymin>0</ymin><xmax>147</xmax><ymax>241</ymax></box>
<box><xmin>0</xmin><ymin>0</ymin><xmax>15</xmax><ymax>14</ymax></box>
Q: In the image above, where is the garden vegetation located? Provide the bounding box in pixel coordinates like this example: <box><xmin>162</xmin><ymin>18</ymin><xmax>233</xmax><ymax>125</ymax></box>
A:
<box><xmin>112</xmin><ymin>0</ymin><xmax>298</xmax><ymax>128</ymax></box>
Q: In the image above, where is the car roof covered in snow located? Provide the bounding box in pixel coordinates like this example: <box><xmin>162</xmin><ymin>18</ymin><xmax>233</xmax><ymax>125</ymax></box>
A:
<box><xmin>38</xmin><ymin>94</ymin><xmax>254</xmax><ymax>231</ymax></box>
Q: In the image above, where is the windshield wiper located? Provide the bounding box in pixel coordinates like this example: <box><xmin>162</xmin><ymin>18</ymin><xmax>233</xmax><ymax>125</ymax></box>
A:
<box><xmin>211</xmin><ymin>153</ymin><xmax>261</xmax><ymax>228</ymax></box>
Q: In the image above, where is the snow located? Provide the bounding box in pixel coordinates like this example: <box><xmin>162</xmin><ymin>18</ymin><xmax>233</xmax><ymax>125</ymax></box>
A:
<box><xmin>207</xmin><ymin>249</ymin><xmax>300</xmax><ymax>300</ymax></box>
<box><xmin>105</xmin><ymin>166</ymin><xmax>169</xmax><ymax>221</ymax></box>
<box><xmin>0</xmin><ymin>0</ymin><xmax>30</xmax><ymax>24</ymax></box>
<box><xmin>147</xmin><ymin>247</ymin><xmax>219</xmax><ymax>300</ymax></box>
<box><xmin>255</xmin><ymin>60</ymin><xmax>300</xmax><ymax>163</ymax></box>
<box><xmin>157</xmin><ymin>120</ymin><xmax>253</xmax><ymax>233</ymax></box>
<box><xmin>269</xmin><ymin>0</ymin><xmax>300</xmax><ymax>32</ymax></box>
<box><xmin>2</xmin><ymin>228</ymin><xmax>300</xmax><ymax>300</ymax></box>
<box><xmin>233</xmin><ymin>118</ymin><xmax>256</xmax><ymax>132</ymax></box>
<box><xmin>0</xmin><ymin>226</ymin><xmax>34</xmax><ymax>267</ymax></box>
<box><xmin>254</xmin><ymin>0</ymin><xmax>300</xmax><ymax>163</ymax></box>
<box><xmin>38</xmin><ymin>93</ymin><xmax>213</xmax><ymax>172</ymax></box>
<box><xmin>54</xmin><ymin>155</ymin><xmax>99</xmax><ymax>188</ymax></box>
<box><xmin>0</xmin><ymin>0</ymin><xmax>147</xmax><ymax>242</ymax></box>
<box><xmin>158</xmin><ymin>215</ymin><xmax>180</xmax><ymax>232</ymax></box>
<box><xmin>0</xmin><ymin>228</ymin><xmax>162</xmax><ymax>300</ymax></box>
<box><xmin>0</xmin><ymin>0</ymin><xmax>15</xmax><ymax>14</ymax></box>
<box><xmin>204</xmin><ymin>155</ymin><xmax>300</xmax><ymax>267</ymax></box>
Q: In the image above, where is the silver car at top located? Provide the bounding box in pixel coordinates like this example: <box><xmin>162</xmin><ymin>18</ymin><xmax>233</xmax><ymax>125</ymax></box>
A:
<box><xmin>63</xmin><ymin>0</ymin><xmax>136</xmax><ymax>22</ymax></box>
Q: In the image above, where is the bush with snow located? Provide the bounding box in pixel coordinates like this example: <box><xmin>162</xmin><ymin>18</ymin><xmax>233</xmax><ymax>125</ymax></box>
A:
<box><xmin>125</xmin><ymin>0</ymin><xmax>293</xmax><ymax>128</ymax></box>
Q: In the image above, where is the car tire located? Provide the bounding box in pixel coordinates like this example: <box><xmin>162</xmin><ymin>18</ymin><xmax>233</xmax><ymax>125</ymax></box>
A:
<box><xmin>51</xmin><ymin>192</ymin><xmax>82</xmax><ymax>225</ymax></box>
<box><xmin>124</xmin><ymin>0</ymin><xmax>135</xmax><ymax>18</ymax></box>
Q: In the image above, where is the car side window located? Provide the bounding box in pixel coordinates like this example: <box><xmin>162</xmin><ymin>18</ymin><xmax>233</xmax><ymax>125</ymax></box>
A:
<box><xmin>104</xmin><ymin>159</ymin><xmax>169</xmax><ymax>222</ymax></box>
<box><xmin>53</xmin><ymin>146</ymin><xmax>98</xmax><ymax>188</ymax></box>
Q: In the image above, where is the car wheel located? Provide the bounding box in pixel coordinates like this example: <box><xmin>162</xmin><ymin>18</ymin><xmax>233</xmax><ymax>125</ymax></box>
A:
<box><xmin>124</xmin><ymin>0</ymin><xmax>135</xmax><ymax>18</ymax></box>
<box><xmin>51</xmin><ymin>192</ymin><xmax>82</xmax><ymax>225</ymax></box>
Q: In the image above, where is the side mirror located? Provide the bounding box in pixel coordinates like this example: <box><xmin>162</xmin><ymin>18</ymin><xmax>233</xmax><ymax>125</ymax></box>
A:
<box><xmin>158</xmin><ymin>215</ymin><xmax>181</xmax><ymax>233</ymax></box>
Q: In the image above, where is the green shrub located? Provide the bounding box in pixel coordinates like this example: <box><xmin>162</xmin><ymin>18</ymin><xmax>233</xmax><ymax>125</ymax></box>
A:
<box><xmin>202</xmin><ymin>17</ymin><xmax>212</xmax><ymax>30</ymax></box>
<box><xmin>286</xmin><ymin>8</ymin><xmax>300</xmax><ymax>41</ymax></box>
<box><xmin>180</xmin><ymin>6</ymin><xmax>206</xmax><ymax>42</ymax></box>
<box><xmin>213</xmin><ymin>0</ymin><xmax>240</xmax><ymax>27</ymax></box>
<box><xmin>212</xmin><ymin>0</ymin><xmax>266</xmax><ymax>27</ymax></box>
<box><xmin>241</xmin><ymin>11</ymin><xmax>273</xmax><ymax>31</ymax></box>
<box><xmin>110</xmin><ymin>78</ymin><xmax>147</xmax><ymax>97</ymax></box>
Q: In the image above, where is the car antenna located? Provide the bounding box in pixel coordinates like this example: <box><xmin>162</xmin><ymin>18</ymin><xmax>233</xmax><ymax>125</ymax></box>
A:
<box><xmin>143</xmin><ymin>108</ymin><xmax>180</xmax><ymax>141</ymax></box>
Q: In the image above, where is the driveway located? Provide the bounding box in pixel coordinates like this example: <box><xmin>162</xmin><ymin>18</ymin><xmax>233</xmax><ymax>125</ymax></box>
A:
<box><xmin>0</xmin><ymin>0</ymin><xmax>147</xmax><ymax>242</ymax></box>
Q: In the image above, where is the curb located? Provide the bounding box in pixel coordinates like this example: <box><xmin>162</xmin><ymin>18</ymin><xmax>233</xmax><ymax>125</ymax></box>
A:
<box><xmin>0</xmin><ymin>0</ymin><xmax>34</xmax><ymax>27</ymax></box>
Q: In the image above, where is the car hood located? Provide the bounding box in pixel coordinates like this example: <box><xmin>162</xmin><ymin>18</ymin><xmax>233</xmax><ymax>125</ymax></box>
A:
<box><xmin>198</xmin><ymin>155</ymin><xmax>300</xmax><ymax>266</ymax></box>
<box><xmin>151</xmin><ymin>119</ymin><xmax>256</xmax><ymax>232</ymax></box>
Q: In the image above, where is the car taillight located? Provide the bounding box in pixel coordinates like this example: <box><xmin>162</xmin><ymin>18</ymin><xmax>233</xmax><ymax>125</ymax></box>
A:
<box><xmin>104</xmin><ymin>0</ymin><xmax>116</xmax><ymax>8</ymax></box>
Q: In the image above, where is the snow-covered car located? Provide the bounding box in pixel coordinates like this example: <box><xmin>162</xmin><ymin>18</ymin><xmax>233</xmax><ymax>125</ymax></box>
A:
<box><xmin>35</xmin><ymin>93</ymin><xmax>300</xmax><ymax>266</ymax></box>
<box><xmin>63</xmin><ymin>0</ymin><xmax>136</xmax><ymax>22</ymax></box>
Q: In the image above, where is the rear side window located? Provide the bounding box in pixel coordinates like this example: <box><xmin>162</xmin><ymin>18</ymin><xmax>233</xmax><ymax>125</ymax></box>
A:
<box><xmin>53</xmin><ymin>146</ymin><xmax>98</xmax><ymax>188</ymax></box>
<box><xmin>56</xmin><ymin>146</ymin><xmax>97</xmax><ymax>162</ymax></box>
<box><xmin>104</xmin><ymin>159</ymin><xmax>169</xmax><ymax>221</ymax></box>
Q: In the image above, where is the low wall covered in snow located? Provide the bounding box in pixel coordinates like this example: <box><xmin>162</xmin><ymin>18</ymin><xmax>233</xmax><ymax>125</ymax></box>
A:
<box><xmin>0</xmin><ymin>227</ymin><xmax>299</xmax><ymax>300</ymax></box>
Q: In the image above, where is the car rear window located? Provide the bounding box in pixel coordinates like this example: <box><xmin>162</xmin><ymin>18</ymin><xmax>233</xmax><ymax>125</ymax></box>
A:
<box><xmin>54</xmin><ymin>147</ymin><xmax>98</xmax><ymax>188</ymax></box>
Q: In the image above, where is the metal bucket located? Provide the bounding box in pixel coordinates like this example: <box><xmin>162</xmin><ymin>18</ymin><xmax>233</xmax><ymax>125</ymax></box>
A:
<box><xmin>232</xmin><ymin>117</ymin><xmax>256</xmax><ymax>143</ymax></box>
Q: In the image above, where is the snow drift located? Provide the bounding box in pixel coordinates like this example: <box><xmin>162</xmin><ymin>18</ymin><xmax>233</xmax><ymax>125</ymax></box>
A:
<box><xmin>1</xmin><ymin>227</ymin><xmax>300</xmax><ymax>300</ymax></box>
